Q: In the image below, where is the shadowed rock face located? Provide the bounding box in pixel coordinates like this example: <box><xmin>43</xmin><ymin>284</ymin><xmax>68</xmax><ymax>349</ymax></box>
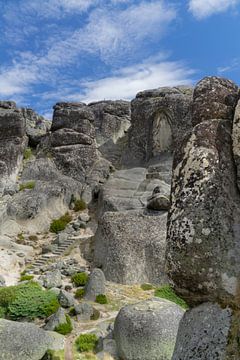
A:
<box><xmin>128</xmin><ymin>86</ymin><xmax>193</xmax><ymax>165</ymax></box>
<box><xmin>192</xmin><ymin>76</ymin><xmax>239</xmax><ymax>126</ymax></box>
<box><xmin>0</xmin><ymin>102</ymin><xmax>27</xmax><ymax>194</ymax></box>
<box><xmin>166</xmin><ymin>76</ymin><xmax>240</xmax><ymax>307</ymax></box>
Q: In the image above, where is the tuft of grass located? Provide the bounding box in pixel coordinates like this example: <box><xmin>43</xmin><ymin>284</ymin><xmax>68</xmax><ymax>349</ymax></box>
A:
<box><xmin>50</xmin><ymin>213</ymin><xmax>72</xmax><ymax>233</ymax></box>
<box><xmin>19</xmin><ymin>181</ymin><xmax>35</xmax><ymax>191</ymax></box>
<box><xmin>19</xmin><ymin>274</ymin><xmax>34</xmax><ymax>282</ymax></box>
<box><xmin>95</xmin><ymin>294</ymin><xmax>108</xmax><ymax>305</ymax></box>
<box><xmin>71</xmin><ymin>273</ymin><xmax>88</xmax><ymax>287</ymax></box>
<box><xmin>54</xmin><ymin>314</ymin><xmax>73</xmax><ymax>335</ymax></box>
<box><xmin>23</xmin><ymin>147</ymin><xmax>32</xmax><ymax>160</ymax></box>
<box><xmin>28</xmin><ymin>235</ymin><xmax>38</xmax><ymax>241</ymax></box>
<box><xmin>90</xmin><ymin>308</ymin><xmax>100</xmax><ymax>321</ymax></box>
<box><xmin>75</xmin><ymin>288</ymin><xmax>85</xmax><ymax>299</ymax></box>
<box><xmin>74</xmin><ymin>199</ymin><xmax>87</xmax><ymax>212</ymax></box>
<box><xmin>154</xmin><ymin>285</ymin><xmax>189</xmax><ymax>309</ymax></box>
<box><xmin>17</xmin><ymin>233</ymin><xmax>25</xmax><ymax>242</ymax></box>
<box><xmin>141</xmin><ymin>283</ymin><xmax>155</xmax><ymax>291</ymax></box>
<box><xmin>75</xmin><ymin>333</ymin><xmax>98</xmax><ymax>353</ymax></box>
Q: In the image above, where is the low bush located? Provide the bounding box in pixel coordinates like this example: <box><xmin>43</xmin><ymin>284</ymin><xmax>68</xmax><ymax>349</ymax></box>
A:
<box><xmin>0</xmin><ymin>282</ymin><xmax>59</xmax><ymax>320</ymax></box>
<box><xmin>50</xmin><ymin>213</ymin><xmax>72</xmax><ymax>233</ymax></box>
<box><xmin>19</xmin><ymin>181</ymin><xmax>35</xmax><ymax>191</ymax></box>
<box><xmin>75</xmin><ymin>333</ymin><xmax>98</xmax><ymax>353</ymax></box>
<box><xmin>55</xmin><ymin>314</ymin><xmax>73</xmax><ymax>335</ymax></box>
<box><xmin>74</xmin><ymin>199</ymin><xmax>87</xmax><ymax>212</ymax></box>
<box><xmin>95</xmin><ymin>294</ymin><xmax>108</xmax><ymax>304</ymax></box>
<box><xmin>0</xmin><ymin>306</ymin><xmax>6</xmax><ymax>318</ymax></box>
<box><xmin>141</xmin><ymin>283</ymin><xmax>154</xmax><ymax>291</ymax></box>
<box><xmin>90</xmin><ymin>308</ymin><xmax>100</xmax><ymax>321</ymax></box>
<box><xmin>71</xmin><ymin>272</ymin><xmax>88</xmax><ymax>287</ymax></box>
<box><xmin>19</xmin><ymin>274</ymin><xmax>34</xmax><ymax>282</ymax></box>
<box><xmin>75</xmin><ymin>288</ymin><xmax>85</xmax><ymax>299</ymax></box>
<box><xmin>154</xmin><ymin>285</ymin><xmax>189</xmax><ymax>310</ymax></box>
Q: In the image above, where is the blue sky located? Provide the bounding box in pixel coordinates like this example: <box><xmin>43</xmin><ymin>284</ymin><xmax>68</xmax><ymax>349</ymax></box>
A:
<box><xmin>0</xmin><ymin>0</ymin><xmax>240</xmax><ymax>118</ymax></box>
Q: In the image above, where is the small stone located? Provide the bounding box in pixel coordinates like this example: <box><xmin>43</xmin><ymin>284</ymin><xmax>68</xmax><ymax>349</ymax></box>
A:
<box><xmin>43</xmin><ymin>270</ymin><xmax>62</xmax><ymax>289</ymax></box>
<box><xmin>58</xmin><ymin>290</ymin><xmax>75</xmax><ymax>308</ymax></box>
<box><xmin>79</xmin><ymin>213</ymin><xmax>90</xmax><ymax>222</ymax></box>
<box><xmin>74</xmin><ymin>303</ymin><xmax>94</xmax><ymax>321</ymax></box>
<box><xmin>0</xmin><ymin>275</ymin><xmax>6</xmax><ymax>287</ymax></box>
<box><xmin>84</xmin><ymin>268</ymin><xmax>106</xmax><ymax>301</ymax></box>
<box><xmin>44</xmin><ymin>307</ymin><xmax>67</xmax><ymax>331</ymax></box>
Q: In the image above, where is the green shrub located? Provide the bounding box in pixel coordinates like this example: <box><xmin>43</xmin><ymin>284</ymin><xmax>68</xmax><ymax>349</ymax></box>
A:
<box><xmin>75</xmin><ymin>333</ymin><xmax>98</xmax><ymax>353</ymax></box>
<box><xmin>7</xmin><ymin>282</ymin><xmax>59</xmax><ymax>320</ymax></box>
<box><xmin>24</xmin><ymin>147</ymin><xmax>32</xmax><ymax>160</ymax></box>
<box><xmin>69</xmin><ymin>307</ymin><xmax>76</xmax><ymax>316</ymax></box>
<box><xmin>0</xmin><ymin>286</ymin><xmax>17</xmax><ymax>307</ymax></box>
<box><xmin>75</xmin><ymin>288</ymin><xmax>85</xmax><ymax>299</ymax></box>
<box><xmin>71</xmin><ymin>272</ymin><xmax>88</xmax><ymax>287</ymax></box>
<box><xmin>90</xmin><ymin>308</ymin><xmax>100</xmax><ymax>321</ymax></box>
<box><xmin>55</xmin><ymin>314</ymin><xmax>73</xmax><ymax>335</ymax></box>
<box><xmin>141</xmin><ymin>283</ymin><xmax>154</xmax><ymax>291</ymax></box>
<box><xmin>154</xmin><ymin>285</ymin><xmax>189</xmax><ymax>309</ymax></box>
<box><xmin>74</xmin><ymin>199</ymin><xmax>87</xmax><ymax>212</ymax></box>
<box><xmin>0</xmin><ymin>306</ymin><xmax>6</xmax><ymax>318</ymax></box>
<box><xmin>19</xmin><ymin>274</ymin><xmax>34</xmax><ymax>282</ymax></box>
<box><xmin>17</xmin><ymin>233</ymin><xmax>25</xmax><ymax>241</ymax></box>
<box><xmin>50</xmin><ymin>213</ymin><xmax>72</xmax><ymax>233</ymax></box>
<box><xmin>19</xmin><ymin>181</ymin><xmax>35</xmax><ymax>191</ymax></box>
<box><xmin>95</xmin><ymin>294</ymin><xmax>108</xmax><ymax>304</ymax></box>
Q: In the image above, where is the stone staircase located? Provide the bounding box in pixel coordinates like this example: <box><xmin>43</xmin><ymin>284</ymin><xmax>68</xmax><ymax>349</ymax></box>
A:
<box><xmin>28</xmin><ymin>234</ymin><xmax>92</xmax><ymax>272</ymax></box>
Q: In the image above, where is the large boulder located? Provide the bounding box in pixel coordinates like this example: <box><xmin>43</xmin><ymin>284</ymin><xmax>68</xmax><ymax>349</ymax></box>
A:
<box><xmin>166</xmin><ymin>118</ymin><xmax>240</xmax><ymax>306</ymax></box>
<box><xmin>128</xmin><ymin>86</ymin><xmax>193</xmax><ymax>164</ymax></box>
<box><xmin>21</xmin><ymin>108</ymin><xmax>51</xmax><ymax>147</ymax></box>
<box><xmin>172</xmin><ymin>303</ymin><xmax>233</xmax><ymax>360</ymax></box>
<box><xmin>89</xmin><ymin>100</ymin><xmax>131</xmax><ymax>167</ymax></box>
<box><xmin>84</xmin><ymin>268</ymin><xmax>106</xmax><ymax>301</ymax></box>
<box><xmin>0</xmin><ymin>318</ymin><xmax>65</xmax><ymax>360</ymax></box>
<box><xmin>192</xmin><ymin>76</ymin><xmax>239</xmax><ymax>126</ymax></box>
<box><xmin>94</xmin><ymin>210</ymin><xmax>168</xmax><ymax>284</ymax></box>
<box><xmin>114</xmin><ymin>298</ymin><xmax>184</xmax><ymax>360</ymax></box>
<box><xmin>0</xmin><ymin>101</ymin><xmax>27</xmax><ymax>195</ymax></box>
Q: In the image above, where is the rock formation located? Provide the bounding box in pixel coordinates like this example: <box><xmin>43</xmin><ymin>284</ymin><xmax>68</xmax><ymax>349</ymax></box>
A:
<box><xmin>167</xmin><ymin>76</ymin><xmax>240</xmax><ymax>358</ymax></box>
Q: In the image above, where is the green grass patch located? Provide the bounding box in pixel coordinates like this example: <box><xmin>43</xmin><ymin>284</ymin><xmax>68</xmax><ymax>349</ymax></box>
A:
<box><xmin>154</xmin><ymin>285</ymin><xmax>189</xmax><ymax>309</ymax></box>
<box><xmin>50</xmin><ymin>213</ymin><xmax>72</xmax><ymax>233</ymax></box>
<box><xmin>19</xmin><ymin>274</ymin><xmax>34</xmax><ymax>282</ymax></box>
<box><xmin>75</xmin><ymin>334</ymin><xmax>98</xmax><ymax>353</ymax></box>
<box><xmin>23</xmin><ymin>147</ymin><xmax>33</xmax><ymax>160</ymax></box>
<box><xmin>74</xmin><ymin>199</ymin><xmax>87</xmax><ymax>212</ymax></box>
<box><xmin>0</xmin><ymin>281</ymin><xmax>59</xmax><ymax>320</ymax></box>
<box><xmin>141</xmin><ymin>283</ymin><xmax>155</xmax><ymax>291</ymax></box>
<box><xmin>0</xmin><ymin>306</ymin><xmax>6</xmax><ymax>318</ymax></box>
<box><xmin>71</xmin><ymin>272</ymin><xmax>88</xmax><ymax>287</ymax></box>
<box><xmin>75</xmin><ymin>288</ymin><xmax>85</xmax><ymax>299</ymax></box>
<box><xmin>19</xmin><ymin>181</ymin><xmax>35</xmax><ymax>191</ymax></box>
<box><xmin>95</xmin><ymin>294</ymin><xmax>108</xmax><ymax>304</ymax></box>
<box><xmin>54</xmin><ymin>314</ymin><xmax>73</xmax><ymax>335</ymax></box>
<box><xmin>28</xmin><ymin>235</ymin><xmax>38</xmax><ymax>241</ymax></box>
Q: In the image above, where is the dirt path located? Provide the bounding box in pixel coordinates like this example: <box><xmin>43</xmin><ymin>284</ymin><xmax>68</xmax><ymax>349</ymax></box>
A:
<box><xmin>65</xmin><ymin>337</ymin><xmax>74</xmax><ymax>360</ymax></box>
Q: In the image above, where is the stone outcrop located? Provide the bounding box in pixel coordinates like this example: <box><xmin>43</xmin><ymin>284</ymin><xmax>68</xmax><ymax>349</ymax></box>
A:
<box><xmin>128</xmin><ymin>86</ymin><xmax>193</xmax><ymax>164</ymax></box>
<box><xmin>0</xmin><ymin>318</ymin><xmax>65</xmax><ymax>360</ymax></box>
<box><xmin>94</xmin><ymin>210</ymin><xmax>168</xmax><ymax>284</ymax></box>
<box><xmin>0</xmin><ymin>102</ymin><xmax>27</xmax><ymax>195</ymax></box>
<box><xmin>21</xmin><ymin>108</ymin><xmax>51</xmax><ymax>147</ymax></box>
<box><xmin>89</xmin><ymin>100</ymin><xmax>131</xmax><ymax>167</ymax></box>
<box><xmin>167</xmin><ymin>76</ymin><xmax>240</xmax><ymax>359</ymax></box>
<box><xmin>84</xmin><ymin>268</ymin><xmax>106</xmax><ymax>301</ymax></box>
<box><xmin>114</xmin><ymin>298</ymin><xmax>184</xmax><ymax>360</ymax></box>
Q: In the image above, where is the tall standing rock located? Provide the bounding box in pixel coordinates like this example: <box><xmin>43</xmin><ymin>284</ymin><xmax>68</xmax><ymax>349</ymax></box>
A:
<box><xmin>166</xmin><ymin>77</ymin><xmax>240</xmax><ymax>307</ymax></box>
<box><xmin>0</xmin><ymin>102</ymin><xmax>27</xmax><ymax>194</ymax></box>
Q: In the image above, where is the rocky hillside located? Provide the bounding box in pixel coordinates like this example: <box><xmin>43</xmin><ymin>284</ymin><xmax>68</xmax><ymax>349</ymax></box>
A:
<box><xmin>0</xmin><ymin>77</ymin><xmax>238</xmax><ymax>360</ymax></box>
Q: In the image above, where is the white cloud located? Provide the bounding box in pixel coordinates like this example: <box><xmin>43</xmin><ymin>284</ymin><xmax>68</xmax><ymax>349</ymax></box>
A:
<box><xmin>189</xmin><ymin>0</ymin><xmax>239</xmax><ymax>19</ymax></box>
<box><xmin>70</xmin><ymin>57</ymin><xmax>194</xmax><ymax>103</ymax></box>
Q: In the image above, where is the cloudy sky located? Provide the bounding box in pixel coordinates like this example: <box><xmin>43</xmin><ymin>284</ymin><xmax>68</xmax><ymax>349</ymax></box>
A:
<box><xmin>0</xmin><ymin>0</ymin><xmax>239</xmax><ymax>118</ymax></box>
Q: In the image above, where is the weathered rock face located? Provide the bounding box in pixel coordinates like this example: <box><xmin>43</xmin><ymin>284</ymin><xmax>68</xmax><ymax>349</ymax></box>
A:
<box><xmin>232</xmin><ymin>98</ymin><xmax>240</xmax><ymax>191</ymax></box>
<box><xmin>167</xmin><ymin>118</ymin><xmax>240</xmax><ymax>306</ymax></box>
<box><xmin>21</xmin><ymin>108</ymin><xmax>51</xmax><ymax>147</ymax></box>
<box><xmin>0</xmin><ymin>318</ymin><xmax>64</xmax><ymax>360</ymax></box>
<box><xmin>89</xmin><ymin>100</ymin><xmax>131</xmax><ymax>167</ymax></box>
<box><xmin>114</xmin><ymin>298</ymin><xmax>184</xmax><ymax>360</ymax></box>
<box><xmin>128</xmin><ymin>86</ymin><xmax>193</xmax><ymax>164</ymax></box>
<box><xmin>40</xmin><ymin>102</ymin><xmax>112</xmax><ymax>202</ymax></box>
<box><xmin>94</xmin><ymin>210</ymin><xmax>168</xmax><ymax>284</ymax></box>
<box><xmin>172</xmin><ymin>303</ymin><xmax>233</xmax><ymax>360</ymax></box>
<box><xmin>0</xmin><ymin>102</ymin><xmax>27</xmax><ymax>194</ymax></box>
<box><xmin>192</xmin><ymin>76</ymin><xmax>239</xmax><ymax>126</ymax></box>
